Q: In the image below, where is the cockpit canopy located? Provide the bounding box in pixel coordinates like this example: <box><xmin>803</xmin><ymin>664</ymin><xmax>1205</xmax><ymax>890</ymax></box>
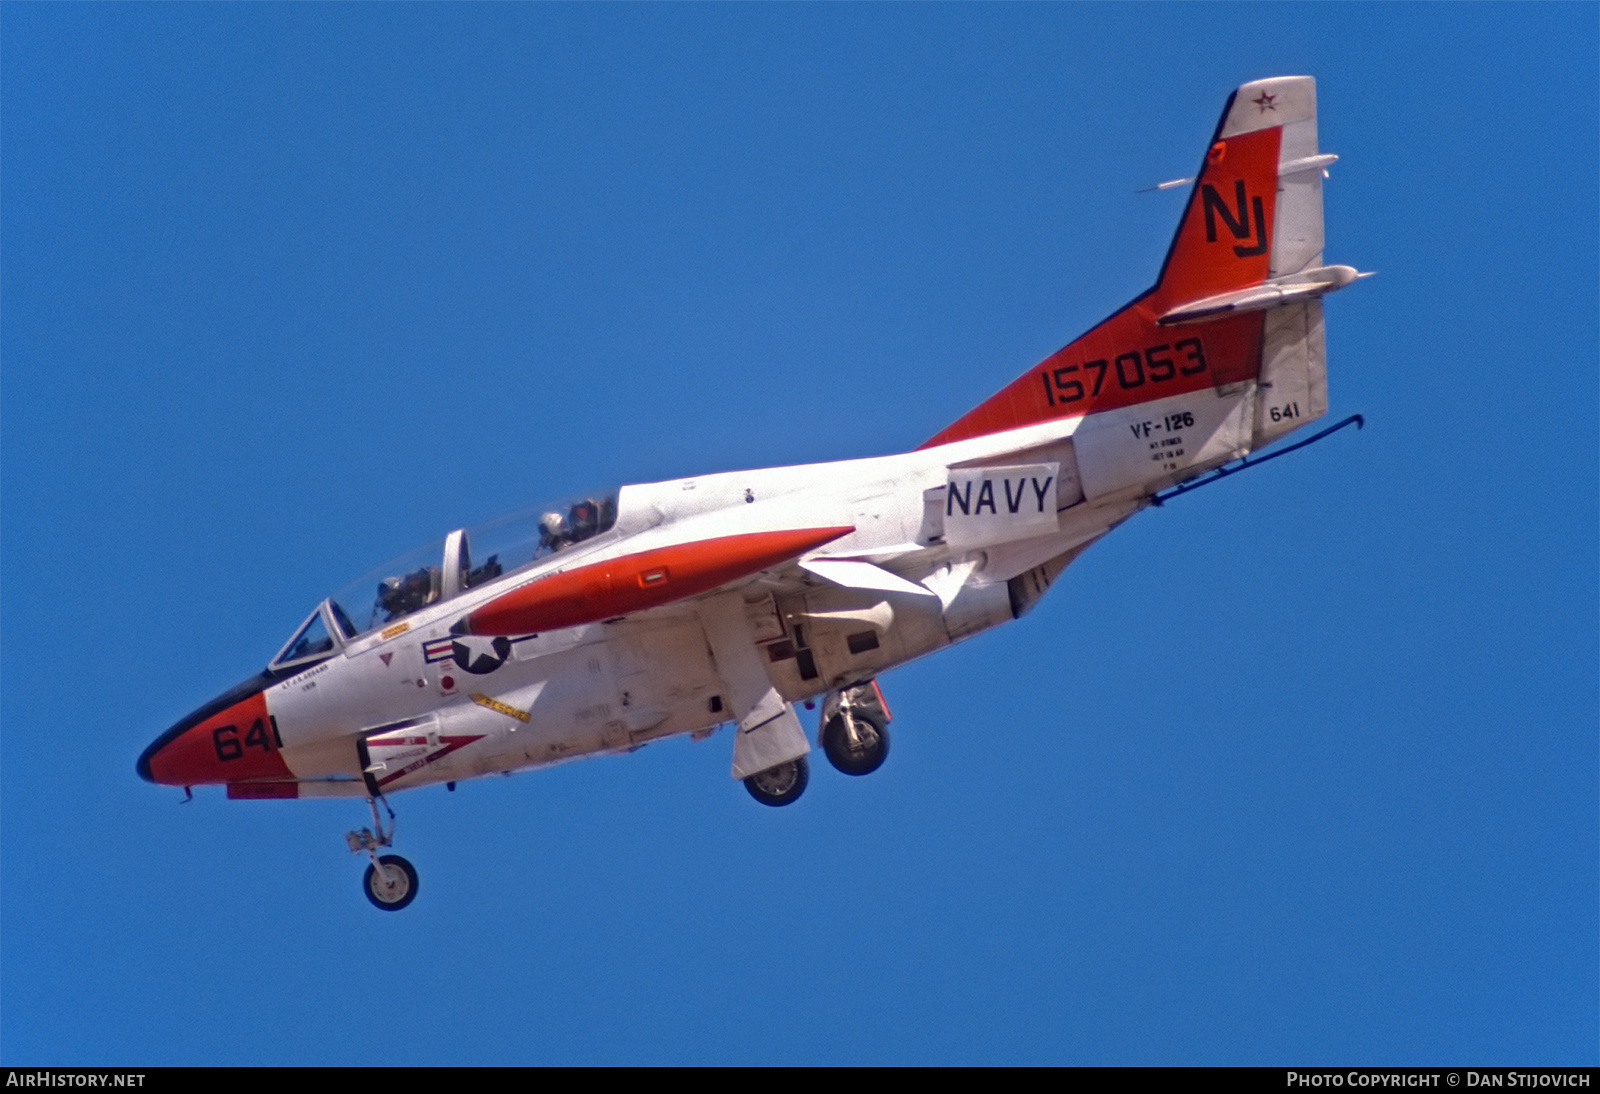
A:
<box><xmin>269</xmin><ymin>491</ymin><xmax>618</xmax><ymax>673</ymax></box>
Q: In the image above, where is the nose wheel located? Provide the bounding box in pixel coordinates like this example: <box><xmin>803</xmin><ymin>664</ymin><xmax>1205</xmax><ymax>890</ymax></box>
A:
<box><xmin>346</xmin><ymin>796</ymin><xmax>420</xmax><ymax>912</ymax></box>
<box><xmin>364</xmin><ymin>854</ymin><xmax>419</xmax><ymax>911</ymax></box>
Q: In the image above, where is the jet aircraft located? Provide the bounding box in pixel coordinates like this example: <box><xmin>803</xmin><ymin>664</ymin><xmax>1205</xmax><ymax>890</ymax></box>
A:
<box><xmin>139</xmin><ymin>77</ymin><xmax>1362</xmax><ymax>910</ymax></box>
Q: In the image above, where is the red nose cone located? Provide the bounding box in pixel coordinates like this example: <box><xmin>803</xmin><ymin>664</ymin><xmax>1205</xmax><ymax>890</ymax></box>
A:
<box><xmin>464</xmin><ymin>526</ymin><xmax>855</xmax><ymax>636</ymax></box>
<box><xmin>139</xmin><ymin>688</ymin><xmax>291</xmax><ymax>786</ymax></box>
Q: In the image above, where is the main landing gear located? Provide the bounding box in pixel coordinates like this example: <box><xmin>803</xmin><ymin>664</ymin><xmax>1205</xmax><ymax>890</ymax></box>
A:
<box><xmin>346</xmin><ymin>796</ymin><xmax>418</xmax><ymax>911</ymax></box>
<box><xmin>742</xmin><ymin>681</ymin><xmax>895</xmax><ymax>807</ymax></box>
<box><xmin>820</xmin><ymin>680</ymin><xmax>892</xmax><ymax>777</ymax></box>
<box><xmin>744</xmin><ymin>755</ymin><xmax>809</xmax><ymax>806</ymax></box>
<box><xmin>822</xmin><ymin>707</ymin><xmax>889</xmax><ymax>776</ymax></box>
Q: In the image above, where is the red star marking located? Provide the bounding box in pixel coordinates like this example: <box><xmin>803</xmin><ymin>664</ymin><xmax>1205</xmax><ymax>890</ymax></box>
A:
<box><xmin>1252</xmin><ymin>92</ymin><xmax>1277</xmax><ymax>113</ymax></box>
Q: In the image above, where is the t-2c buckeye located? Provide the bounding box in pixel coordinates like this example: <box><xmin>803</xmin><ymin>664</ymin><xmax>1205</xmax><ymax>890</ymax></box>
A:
<box><xmin>139</xmin><ymin>77</ymin><xmax>1364</xmax><ymax>910</ymax></box>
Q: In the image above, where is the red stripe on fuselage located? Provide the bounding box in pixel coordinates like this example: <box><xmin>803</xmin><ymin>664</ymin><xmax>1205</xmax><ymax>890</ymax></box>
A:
<box><xmin>464</xmin><ymin>526</ymin><xmax>855</xmax><ymax>636</ymax></box>
<box><xmin>227</xmin><ymin>781</ymin><xmax>299</xmax><ymax>800</ymax></box>
<box><xmin>373</xmin><ymin>735</ymin><xmax>485</xmax><ymax>789</ymax></box>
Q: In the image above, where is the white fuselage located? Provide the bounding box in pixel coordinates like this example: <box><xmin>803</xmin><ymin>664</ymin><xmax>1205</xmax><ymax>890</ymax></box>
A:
<box><xmin>264</xmin><ymin>377</ymin><xmax>1266</xmax><ymax>798</ymax></box>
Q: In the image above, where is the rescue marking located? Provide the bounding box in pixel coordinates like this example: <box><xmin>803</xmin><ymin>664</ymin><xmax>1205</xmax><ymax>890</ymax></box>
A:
<box><xmin>470</xmin><ymin>693</ymin><xmax>530</xmax><ymax>723</ymax></box>
<box><xmin>382</xmin><ymin>621</ymin><xmax>410</xmax><ymax>639</ymax></box>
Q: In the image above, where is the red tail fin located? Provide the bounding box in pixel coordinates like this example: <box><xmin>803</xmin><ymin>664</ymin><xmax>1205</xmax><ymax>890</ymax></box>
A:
<box><xmin>921</xmin><ymin>79</ymin><xmax>1312</xmax><ymax>450</ymax></box>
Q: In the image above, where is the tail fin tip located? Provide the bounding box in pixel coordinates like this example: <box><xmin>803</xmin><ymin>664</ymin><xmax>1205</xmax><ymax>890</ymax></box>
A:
<box><xmin>1218</xmin><ymin>76</ymin><xmax>1317</xmax><ymax>140</ymax></box>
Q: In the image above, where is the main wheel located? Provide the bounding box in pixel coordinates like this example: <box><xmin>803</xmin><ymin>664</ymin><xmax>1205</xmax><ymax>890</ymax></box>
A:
<box><xmin>822</xmin><ymin>711</ymin><xmax>890</xmax><ymax>776</ymax></box>
<box><xmin>744</xmin><ymin>755</ymin><xmax>809</xmax><ymax>807</ymax></box>
<box><xmin>363</xmin><ymin>854</ymin><xmax>419</xmax><ymax>911</ymax></box>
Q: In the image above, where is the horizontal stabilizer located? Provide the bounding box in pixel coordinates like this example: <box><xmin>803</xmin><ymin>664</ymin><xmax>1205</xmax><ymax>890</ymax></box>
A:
<box><xmin>1159</xmin><ymin>264</ymin><xmax>1362</xmax><ymax>325</ymax></box>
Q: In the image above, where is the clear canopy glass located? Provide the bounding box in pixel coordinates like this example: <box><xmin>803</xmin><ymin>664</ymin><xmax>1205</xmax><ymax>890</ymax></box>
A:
<box><xmin>320</xmin><ymin>490</ymin><xmax>619</xmax><ymax>642</ymax></box>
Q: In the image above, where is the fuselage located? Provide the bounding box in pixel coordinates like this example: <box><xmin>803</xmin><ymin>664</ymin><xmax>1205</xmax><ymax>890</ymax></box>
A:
<box><xmin>137</xmin><ymin>364</ymin><xmax>1290</xmax><ymax>801</ymax></box>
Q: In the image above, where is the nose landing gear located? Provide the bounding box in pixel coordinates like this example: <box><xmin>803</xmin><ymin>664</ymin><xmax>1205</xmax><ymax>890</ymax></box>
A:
<box><xmin>346</xmin><ymin>796</ymin><xmax>419</xmax><ymax>911</ymax></box>
<box><xmin>364</xmin><ymin>854</ymin><xmax>418</xmax><ymax>911</ymax></box>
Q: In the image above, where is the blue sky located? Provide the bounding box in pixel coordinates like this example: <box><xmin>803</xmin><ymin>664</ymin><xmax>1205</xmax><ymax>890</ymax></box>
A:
<box><xmin>3</xmin><ymin>4</ymin><xmax>1594</xmax><ymax>1065</ymax></box>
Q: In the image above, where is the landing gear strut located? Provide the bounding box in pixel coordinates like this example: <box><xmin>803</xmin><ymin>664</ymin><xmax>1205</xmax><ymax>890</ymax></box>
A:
<box><xmin>744</xmin><ymin>755</ymin><xmax>809</xmax><ymax>806</ymax></box>
<box><xmin>820</xmin><ymin>680</ymin><xmax>892</xmax><ymax>776</ymax></box>
<box><xmin>346</xmin><ymin>796</ymin><xmax>419</xmax><ymax>911</ymax></box>
<box><xmin>822</xmin><ymin>709</ymin><xmax>889</xmax><ymax>776</ymax></box>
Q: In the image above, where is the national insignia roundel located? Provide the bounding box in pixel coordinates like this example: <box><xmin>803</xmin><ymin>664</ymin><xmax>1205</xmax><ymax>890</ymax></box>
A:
<box><xmin>451</xmin><ymin>635</ymin><xmax>512</xmax><ymax>674</ymax></box>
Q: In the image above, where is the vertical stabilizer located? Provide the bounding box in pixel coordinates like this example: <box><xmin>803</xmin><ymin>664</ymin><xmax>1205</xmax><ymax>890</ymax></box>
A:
<box><xmin>1219</xmin><ymin>76</ymin><xmax>1325</xmax><ymax>280</ymax></box>
<box><xmin>923</xmin><ymin>77</ymin><xmax>1338</xmax><ymax>453</ymax></box>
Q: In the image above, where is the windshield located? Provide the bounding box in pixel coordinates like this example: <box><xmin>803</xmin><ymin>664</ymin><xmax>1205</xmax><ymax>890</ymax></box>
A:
<box><xmin>323</xmin><ymin>490</ymin><xmax>619</xmax><ymax>638</ymax></box>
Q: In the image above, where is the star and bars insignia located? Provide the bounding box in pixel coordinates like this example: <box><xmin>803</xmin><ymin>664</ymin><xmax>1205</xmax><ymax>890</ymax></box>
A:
<box><xmin>424</xmin><ymin>635</ymin><xmax>513</xmax><ymax>675</ymax></box>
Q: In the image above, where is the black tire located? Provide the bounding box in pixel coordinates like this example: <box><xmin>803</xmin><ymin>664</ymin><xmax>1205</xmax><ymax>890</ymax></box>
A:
<box><xmin>363</xmin><ymin>854</ymin><xmax>419</xmax><ymax>911</ymax></box>
<box><xmin>744</xmin><ymin>755</ymin><xmax>809</xmax><ymax>807</ymax></box>
<box><xmin>822</xmin><ymin>711</ymin><xmax>890</xmax><ymax>776</ymax></box>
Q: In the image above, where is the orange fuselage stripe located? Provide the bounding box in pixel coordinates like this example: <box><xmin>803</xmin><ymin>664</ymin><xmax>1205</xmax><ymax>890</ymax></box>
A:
<box><xmin>464</xmin><ymin>525</ymin><xmax>856</xmax><ymax>636</ymax></box>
